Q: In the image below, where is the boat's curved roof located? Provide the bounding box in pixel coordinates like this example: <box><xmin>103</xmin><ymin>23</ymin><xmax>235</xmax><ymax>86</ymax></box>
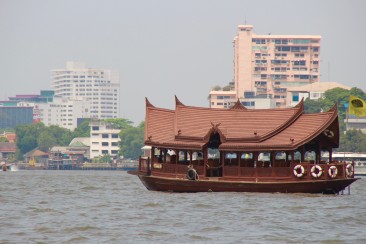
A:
<box><xmin>144</xmin><ymin>96</ymin><xmax>339</xmax><ymax>151</ymax></box>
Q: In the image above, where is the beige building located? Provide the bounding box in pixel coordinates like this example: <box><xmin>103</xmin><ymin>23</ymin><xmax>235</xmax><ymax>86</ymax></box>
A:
<box><xmin>234</xmin><ymin>25</ymin><xmax>321</xmax><ymax>107</ymax></box>
<box><xmin>211</xmin><ymin>24</ymin><xmax>321</xmax><ymax>109</ymax></box>
<box><xmin>89</xmin><ymin>121</ymin><xmax>121</xmax><ymax>159</ymax></box>
<box><xmin>286</xmin><ymin>82</ymin><xmax>351</xmax><ymax>107</ymax></box>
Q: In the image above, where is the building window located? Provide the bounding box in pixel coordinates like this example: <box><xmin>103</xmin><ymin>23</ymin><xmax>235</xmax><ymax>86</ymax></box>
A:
<box><xmin>102</xmin><ymin>142</ymin><xmax>109</xmax><ymax>146</ymax></box>
<box><xmin>292</xmin><ymin>95</ymin><xmax>299</xmax><ymax>102</ymax></box>
<box><xmin>275</xmin><ymin>46</ymin><xmax>290</xmax><ymax>52</ymax></box>
<box><xmin>102</xmin><ymin>134</ymin><xmax>109</xmax><ymax>138</ymax></box>
<box><xmin>252</xmin><ymin>39</ymin><xmax>266</xmax><ymax>44</ymax></box>
<box><xmin>242</xmin><ymin>101</ymin><xmax>255</xmax><ymax>107</ymax></box>
<box><xmin>111</xmin><ymin>150</ymin><xmax>118</xmax><ymax>154</ymax></box>
<box><xmin>102</xmin><ymin>150</ymin><xmax>109</xmax><ymax>154</ymax></box>
<box><xmin>293</xmin><ymin>60</ymin><xmax>306</xmax><ymax>66</ymax></box>
<box><xmin>293</xmin><ymin>39</ymin><xmax>310</xmax><ymax>44</ymax></box>
<box><xmin>244</xmin><ymin>91</ymin><xmax>255</xmax><ymax>98</ymax></box>
<box><xmin>92</xmin><ymin>126</ymin><xmax>99</xmax><ymax>131</ymax></box>
<box><xmin>112</xmin><ymin>134</ymin><xmax>119</xmax><ymax>138</ymax></box>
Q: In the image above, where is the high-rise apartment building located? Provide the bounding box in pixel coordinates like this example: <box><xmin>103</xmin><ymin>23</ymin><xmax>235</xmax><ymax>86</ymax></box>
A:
<box><xmin>51</xmin><ymin>61</ymin><xmax>120</xmax><ymax>119</ymax></box>
<box><xmin>210</xmin><ymin>24</ymin><xmax>321</xmax><ymax>109</ymax></box>
<box><xmin>233</xmin><ymin>25</ymin><xmax>321</xmax><ymax>107</ymax></box>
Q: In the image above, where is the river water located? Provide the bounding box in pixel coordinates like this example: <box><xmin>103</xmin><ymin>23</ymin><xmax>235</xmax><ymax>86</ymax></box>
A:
<box><xmin>1</xmin><ymin>170</ymin><xmax>365</xmax><ymax>243</ymax></box>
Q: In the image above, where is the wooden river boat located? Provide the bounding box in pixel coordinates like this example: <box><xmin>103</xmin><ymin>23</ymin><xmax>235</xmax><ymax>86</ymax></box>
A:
<box><xmin>128</xmin><ymin>97</ymin><xmax>358</xmax><ymax>194</ymax></box>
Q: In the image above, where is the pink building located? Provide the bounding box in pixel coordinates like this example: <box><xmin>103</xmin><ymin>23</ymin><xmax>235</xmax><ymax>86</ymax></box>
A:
<box><xmin>233</xmin><ymin>25</ymin><xmax>321</xmax><ymax>107</ymax></box>
<box><xmin>210</xmin><ymin>24</ymin><xmax>322</xmax><ymax>109</ymax></box>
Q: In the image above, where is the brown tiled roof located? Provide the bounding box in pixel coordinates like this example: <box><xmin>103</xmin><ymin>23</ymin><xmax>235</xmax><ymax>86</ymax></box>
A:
<box><xmin>144</xmin><ymin>97</ymin><xmax>339</xmax><ymax>151</ymax></box>
<box><xmin>0</xmin><ymin>142</ymin><xmax>16</xmax><ymax>152</ymax></box>
<box><xmin>24</xmin><ymin>149</ymin><xmax>49</xmax><ymax>157</ymax></box>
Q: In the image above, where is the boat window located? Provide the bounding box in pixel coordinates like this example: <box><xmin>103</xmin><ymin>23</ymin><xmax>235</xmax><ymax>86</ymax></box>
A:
<box><xmin>178</xmin><ymin>151</ymin><xmax>188</xmax><ymax>164</ymax></box>
<box><xmin>225</xmin><ymin>152</ymin><xmax>238</xmax><ymax>166</ymax></box>
<box><xmin>320</xmin><ymin>149</ymin><xmax>329</xmax><ymax>163</ymax></box>
<box><xmin>305</xmin><ymin>151</ymin><xmax>316</xmax><ymax>162</ymax></box>
<box><xmin>192</xmin><ymin>152</ymin><xmax>203</xmax><ymax>160</ymax></box>
<box><xmin>258</xmin><ymin>152</ymin><xmax>271</xmax><ymax>167</ymax></box>
<box><xmin>275</xmin><ymin>152</ymin><xmax>286</xmax><ymax>160</ymax></box>
<box><xmin>225</xmin><ymin>153</ymin><xmax>237</xmax><ymax>159</ymax></box>
<box><xmin>241</xmin><ymin>153</ymin><xmax>253</xmax><ymax>159</ymax></box>
<box><xmin>294</xmin><ymin>151</ymin><xmax>301</xmax><ymax>161</ymax></box>
<box><xmin>258</xmin><ymin>152</ymin><xmax>270</xmax><ymax>161</ymax></box>
<box><xmin>166</xmin><ymin>149</ymin><xmax>176</xmax><ymax>163</ymax></box>
<box><xmin>208</xmin><ymin>148</ymin><xmax>220</xmax><ymax>159</ymax></box>
<box><xmin>191</xmin><ymin>151</ymin><xmax>204</xmax><ymax>166</ymax></box>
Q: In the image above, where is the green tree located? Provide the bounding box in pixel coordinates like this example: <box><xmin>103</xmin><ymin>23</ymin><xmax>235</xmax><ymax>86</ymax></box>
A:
<box><xmin>119</xmin><ymin>121</ymin><xmax>145</xmax><ymax>159</ymax></box>
<box><xmin>73</xmin><ymin>119</ymin><xmax>91</xmax><ymax>137</ymax></box>
<box><xmin>47</xmin><ymin>125</ymin><xmax>73</xmax><ymax>146</ymax></box>
<box><xmin>15</xmin><ymin>123</ymin><xmax>46</xmax><ymax>158</ymax></box>
<box><xmin>104</xmin><ymin>118</ymin><xmax>133</xmax><ymax>130</ymax></box>
<box><xmin>15</xmin><ymin>123</ymin><xmax>74</xmax><ymax>159</ymax></box>
<box><xmin>303</xmin><ymin>86</ymin><xmax>366</xmax><ymax>153</ymax></box>
<box><xmin>338</xmin><ymin>129</ymin><xmax>366</xmax><ymax>152</ymax></box>
<box><xmin>304</xmin><ymin>98</ymin><xmax>322</xmax><ymax>113</ymax></box>
<box><xmin>38</xmin><ymin>130</ymin><xmax>57</xmax><ymax>150</ymax></box>
<box><xmin>212</xmin><ymin>85</ymin><xmax>221</xmax><ymax>91</ymax></box>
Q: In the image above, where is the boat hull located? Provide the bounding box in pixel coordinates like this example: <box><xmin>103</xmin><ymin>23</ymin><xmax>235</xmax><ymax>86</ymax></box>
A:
<box><xmin>129</xmin><ymin>171</ymin><xmax>358</xmax><ymax>194</ymax></box>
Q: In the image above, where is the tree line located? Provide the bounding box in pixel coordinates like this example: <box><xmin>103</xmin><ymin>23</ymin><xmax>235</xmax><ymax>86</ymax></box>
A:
<box><xmin>11</xmin><ymin>86</ymin><xmax>366</xmax><ymax>161</ymax></box>
<box><xmin>303</xmin><ymin>87</ymin><xmax>366</xmax><ymax>152</ymax></box>
<box><xmin>14</xmin><ymin>118</ymin><xmax>145</xmax><ymax>161</ymax></box>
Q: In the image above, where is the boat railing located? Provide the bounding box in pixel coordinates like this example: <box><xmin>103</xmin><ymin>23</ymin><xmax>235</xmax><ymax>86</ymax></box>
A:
<box><xmin>140</xmin><ymin>157</ymin><xmax>354</xmax><ymax>179</ymax></box>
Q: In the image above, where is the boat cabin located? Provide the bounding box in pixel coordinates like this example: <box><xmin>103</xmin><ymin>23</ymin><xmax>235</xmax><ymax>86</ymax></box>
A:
<box><xmin>138</xmin><ymin>96</ymin><xmax>352</xmax><ymax>183</ymax></box>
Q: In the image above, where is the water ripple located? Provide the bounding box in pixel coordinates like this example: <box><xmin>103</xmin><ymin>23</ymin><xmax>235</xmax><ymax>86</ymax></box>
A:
<box><xmin>1</xmin><ymin>171</ymin><xmax>365</xmax><ymax>243</ymax></box>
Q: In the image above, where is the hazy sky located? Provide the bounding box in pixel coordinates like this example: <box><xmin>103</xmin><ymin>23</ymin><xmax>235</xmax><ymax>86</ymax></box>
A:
<box><xmin>1</xmin><ymin>0</ymin><xmax>365</xmax><ymax>124</ymax></box>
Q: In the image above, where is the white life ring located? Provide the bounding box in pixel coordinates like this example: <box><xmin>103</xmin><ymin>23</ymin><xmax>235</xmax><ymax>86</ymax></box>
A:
<box><xmin>328</xmin><ymin>165</ymin><xmax>338</xmax><ymax>178</ymax></box>
<box><xmin>346</xmin><ymin>163</ymin><xmax>354</xmax><ymax>177</ymax></box>
<box><xmin>187</xmin><ymin>168</ymin><xmax>198</xmax><ymax>180</ymax></box>
<box><xmin>293</xmin><ymin>165</ymin><xmax>305</xmax><ymax>178</ymax></box>
<box><xmin>311</xmin><ymin>165</ymin><xmax>323</xmax><ymax>178</ymax></box>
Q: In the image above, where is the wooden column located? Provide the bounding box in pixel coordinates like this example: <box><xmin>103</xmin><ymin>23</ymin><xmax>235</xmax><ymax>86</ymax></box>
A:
<box><xmin>174</xmin><ymin>149</ymin><xmax>178</xmax><ymax>174</ymax></box>
<box><xmin>290</xmin><ymin>151</ymin><xmax>295</xmax><ymax>164</ymax></box>
<box><xmin>203</xmin><ymin>147</ymin><xmax>208</xmax><ymax>177</ymax></box>
<box><xmin>238</xmin><ymin>152</ymin><xmax>242</xmax><ymax>176</ymax></box>
<box><xmin>329</xmin><ymin>147</ymin><xmax>333</xmax><ymax>163</ymax></box>
<box><xmin>301</xmin><ymin>146</ymin><xmax>305</xmax><ymax>162</ymax></box>
<box><xmin>221</xmin><ymin>152</ymin><xmax>225</xmax><ymax>177</ymax></box>
<box><xmin>163</xmin><ymin>149</ymin><xmax>167</xmax><ymax>163</ymax></box>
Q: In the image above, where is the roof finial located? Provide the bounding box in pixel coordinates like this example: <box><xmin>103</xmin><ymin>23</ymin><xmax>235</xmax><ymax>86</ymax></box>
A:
<box><xmin>175</xmin><ymin>95</ymin><xmax>185</xmax><ymax>106</ymax></box>
<box><xmin>145</xmin><ymin>97</ymin><xmax>155</xmax><ymax>108</ymax></box>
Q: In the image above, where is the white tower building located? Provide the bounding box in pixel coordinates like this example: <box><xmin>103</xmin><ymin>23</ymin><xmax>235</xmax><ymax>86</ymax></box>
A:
<box><xmin>51</xmin><ymin>61</ymin><xmax>120</xmax><ymax>119</ymax></box>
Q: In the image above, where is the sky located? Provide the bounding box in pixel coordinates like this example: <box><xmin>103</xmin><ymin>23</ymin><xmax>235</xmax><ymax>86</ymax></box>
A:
<box><xmin>0</xmin><ymin>0</ymin><xmax>365</xmax><ymax>124</ymax></box>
